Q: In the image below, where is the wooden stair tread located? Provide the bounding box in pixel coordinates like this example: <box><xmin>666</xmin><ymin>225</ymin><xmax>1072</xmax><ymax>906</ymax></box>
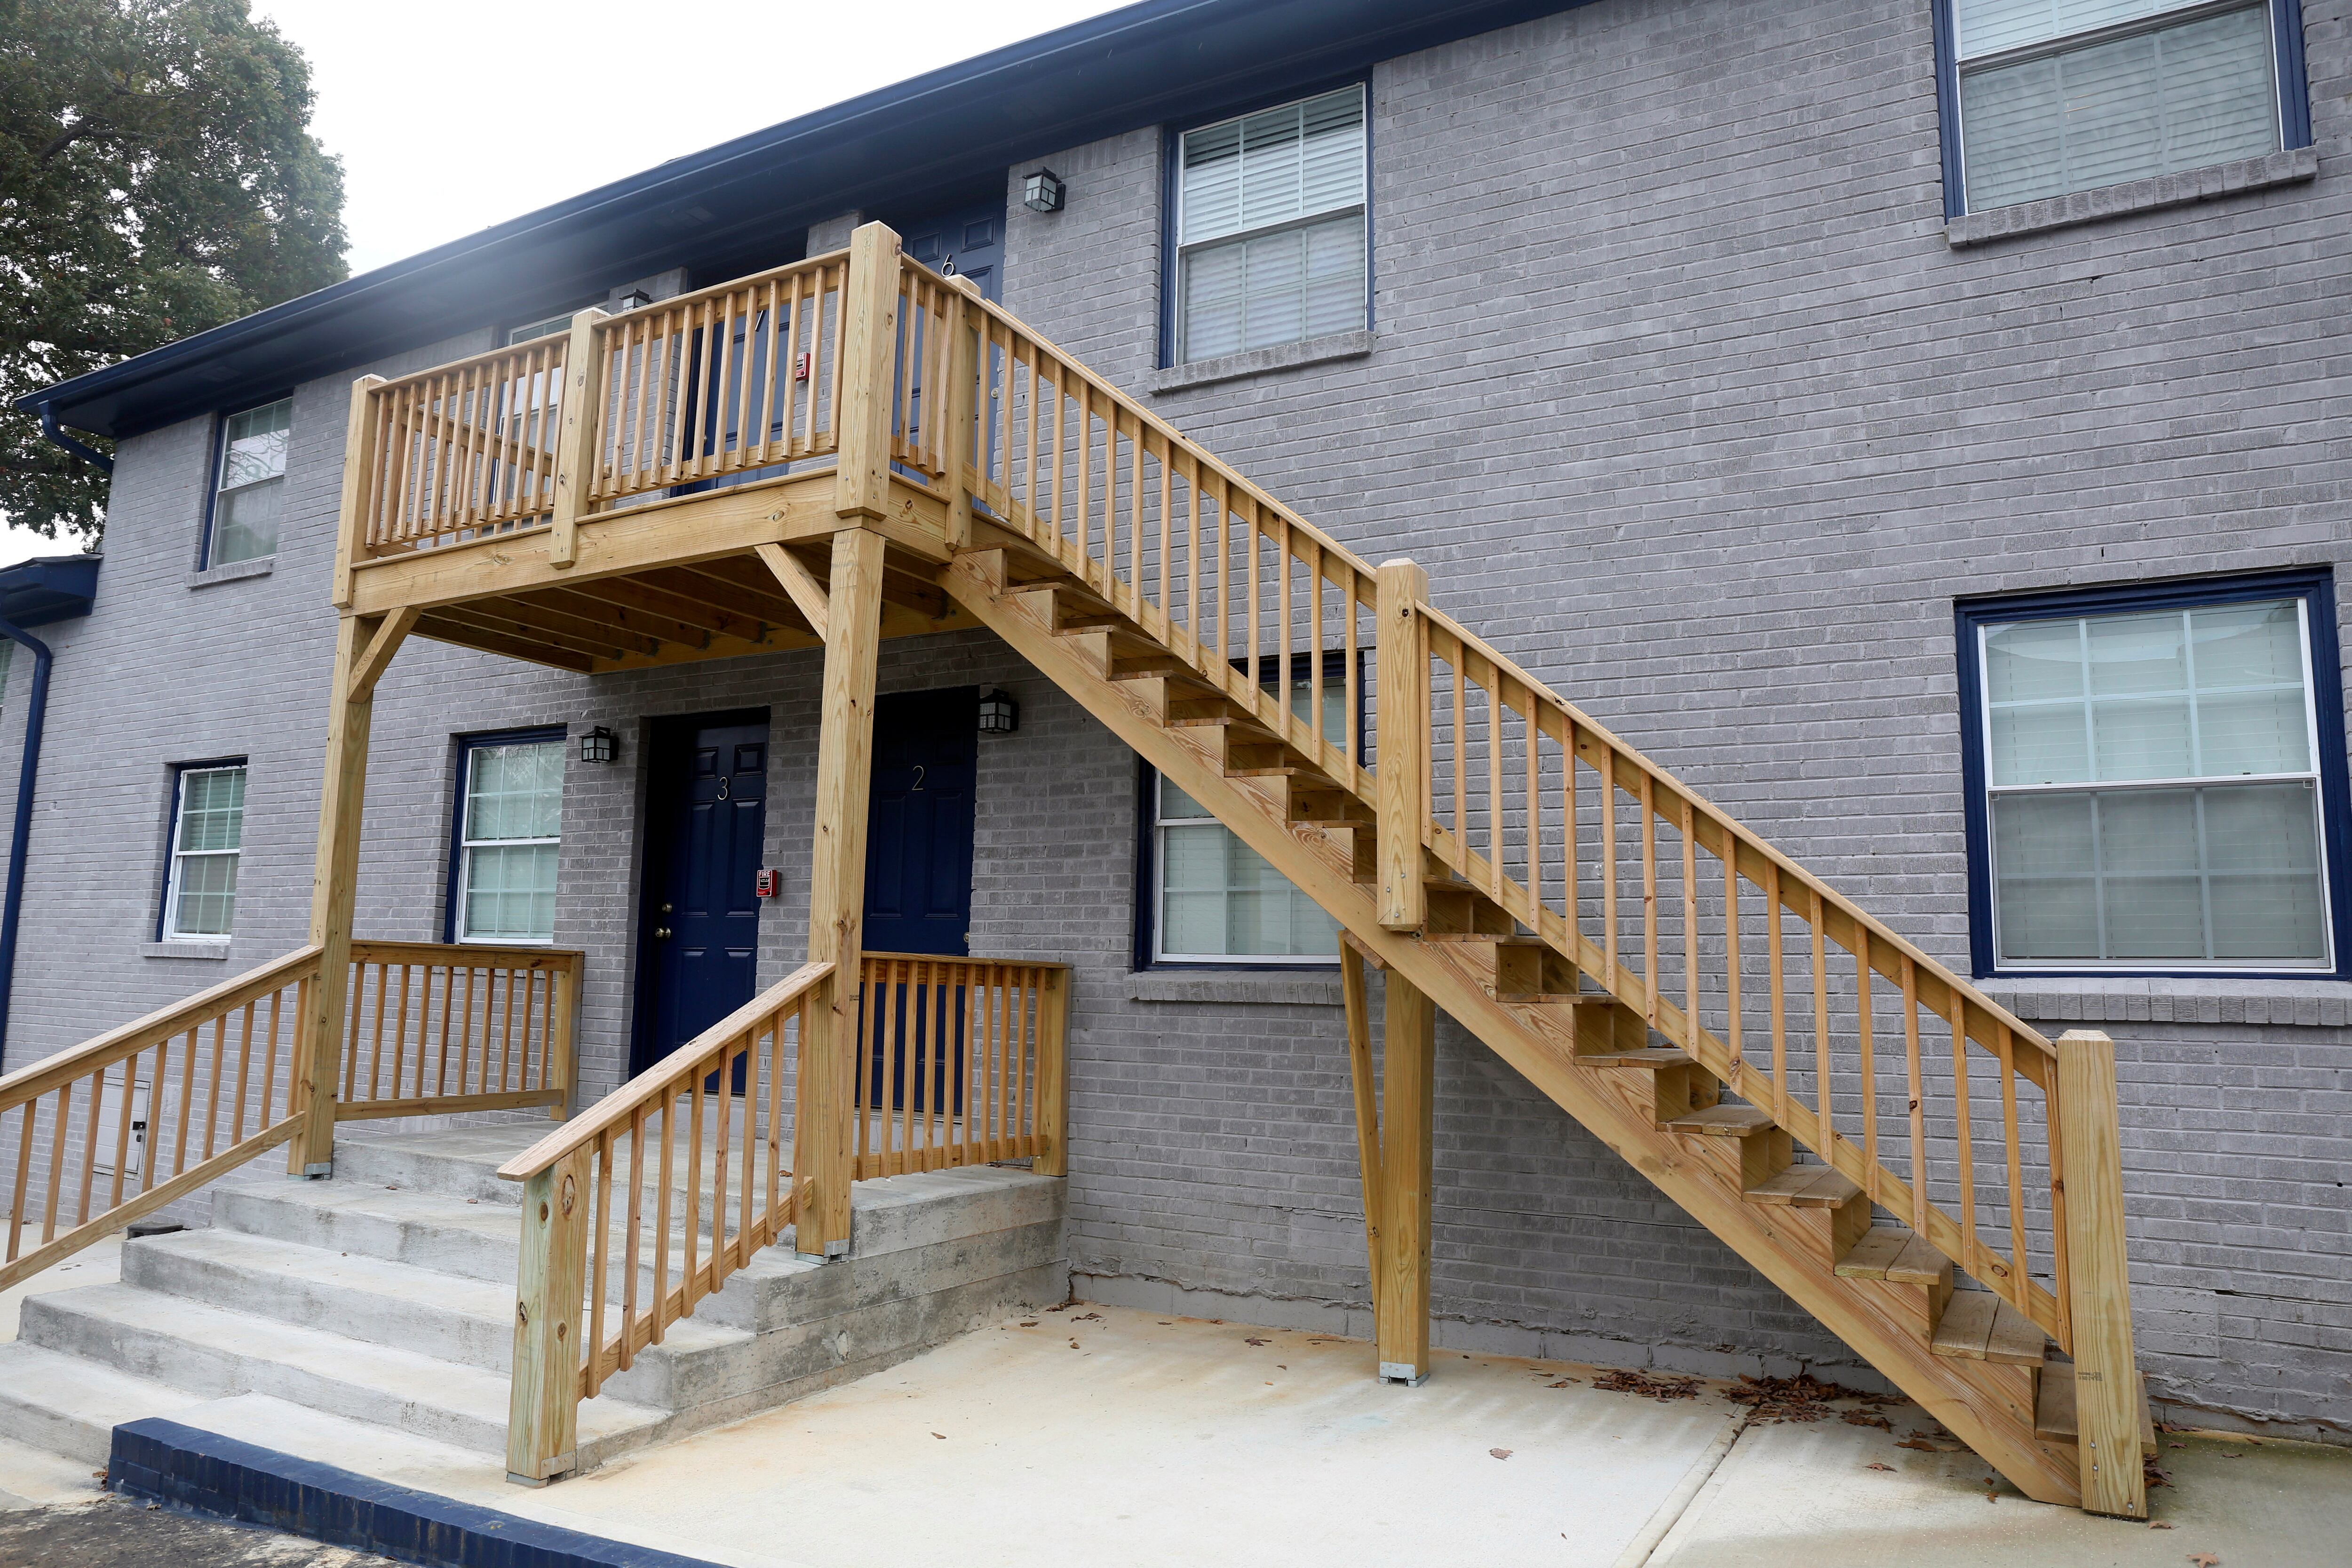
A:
<box><xmin>1745</xmin><ymin>1164</ymin><xmax>1862</xmax><ymax>1208</ymax></box>
<box><xmin>1932</xmin><ymin>1292</ymin><xmax>2046</xmax><ymax>1367</ymax></box>
<box><xmin>1496</xmin><ymin>991</ymin><xmax>1581</xmax><ymax>1004</ymax></box>
<box><xmin>1836</xmin><ymin>1224</ymin><xmax>1953</xmax><ymax>1287</ymax></box>
<box><xmin>1665</xmin><ymin>1104</ymin><xmax>1776</xmax><ymax>1138</ymax></box>
<box><xmin>1577</xmin><ymin>1048</ymin><xmax>1690</xmax><ymax>1069</ymax></box>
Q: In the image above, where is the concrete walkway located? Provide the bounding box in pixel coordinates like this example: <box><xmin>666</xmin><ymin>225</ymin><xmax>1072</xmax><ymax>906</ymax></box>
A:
<box><xmin>3</xmin><ymin>1295</ymin><xmax>2345</xmax><ymax>1565</ymax></box>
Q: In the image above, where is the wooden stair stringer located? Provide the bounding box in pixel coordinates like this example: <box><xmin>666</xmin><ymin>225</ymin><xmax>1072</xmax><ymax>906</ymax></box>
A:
<box><xmin>939</xmin><ymin>550</ymin><xmax>2081</xmax><ymax>1509</ymax></box>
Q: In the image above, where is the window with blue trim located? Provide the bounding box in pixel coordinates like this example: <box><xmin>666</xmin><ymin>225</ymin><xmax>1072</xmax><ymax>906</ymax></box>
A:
<box><xmin>1938</xmin><ymin>0</ymin><xmax>2310</xmax><ymax>214</ymax></box>
<box><xmin>208</xmin><ymin>398</ymin><xmax>290</xmax><ymax>566</ymax></box>
<box><xmin>1957</xmin><ymin>574</ymin><xmax>2349</xmax><ymax>976</ymax></box>
<box><xmin>1171</xmin><ymin>85</ymin><xmax>1367</xmax><ymax>366</ymax></box>
<box><xmin>162</xmin><ymin>761</ymin><xmax>248</xmax><ymax>941</ymax></box>
<box><xmin>449</xmin><ymin>730</ymin><xmax>567</xmax><ymax>944</ymax></box>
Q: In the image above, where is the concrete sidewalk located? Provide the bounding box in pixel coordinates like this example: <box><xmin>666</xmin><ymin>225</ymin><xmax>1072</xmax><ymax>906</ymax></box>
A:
<box><xmin>3</xmin><ymin>1297</ymin><xmax>2344</xmax><ymax>1565</ymax></box>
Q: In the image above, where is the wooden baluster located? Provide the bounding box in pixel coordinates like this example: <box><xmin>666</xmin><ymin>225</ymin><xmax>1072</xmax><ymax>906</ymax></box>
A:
<box><xmin>8</xmin><ymin>1101</ymin><xmax>34</xmax><ymax>1261</ymax></box>
<box><xmin>502</xmin><ymin>964</ymin><xmax>524</xmax><ymax>1093</ymax></box>
<box><xmin>1563</xmin><ymin>721</ymin><xmax>1581</xmax><ymax>943</ymax></box>
<box><xmin>43</xmin><ymin>1081</ymin><xmax>73</xmax><ymax>1244</ymax></box>
<box><xmin>652</xmin><ymin>1088</ymin><xmax>675</xmax><ymax>1345</ymax></box>
<box><xmin>368</xmin><ymin>962</ymin><xmax>391</xmax><ymax>1103</ymax></box>
<box><xmin>1681</xmin><ymin>796</ymin><xmax>1699</xmax><ymax>1056</ymax></box>
<box><xmin>619</xmin><ymin>1108</ymin><xmax>645</xmax><ymax>1374</ymax></box>
<box><xmin>1857</xmin><ymin>940</ymin><xmax>1877</xmax><ymax>1203</ymax></box>
<box><xmin>1601</xmin><ymin>748</ymin><xmax>1619</xmax><ymax>982</ymax></box>
<box><xmin>435</xmin><ymin>963</ymin><xmax>454</xmax><ymax>1096</ymax></box>
<box><xmin>1244</xmin><ymin>498</ymin><xmax>1261</xmax><ymax>697</ymax></box>
<box><xmin>1036</xmin><ymin>966</ymin><xmax>1069</xmax><ymax>1177</ymax></box>
<box><xmin>1767</xmin><ymin>863</ymin><xmax>1787</xmax><ymax>1127</ymax></box>
<box><xmin>389</xmin><ymin>965</ymin><xmax>413</xmax><ymax>1104</ymax></box>
<box><xmin>458</xmin><ymin>966</ymin><xmax>478</xmax><ymax>1096</ymax></box>
<box><xmin>263</xmin><ymin>989</ymin><xmax>285</xmax><ymax>1125</ymax></box>
<box><xmin>1640</xmin><ymin>773</ymin><xmax>1659</xmax><ymax>1029</ymax></box>
<box><xmin>2047</xmin><ymin>1077</ymin><xmax>2071</xmax><ymax>1349</ymax></box>
<box><xmin>1723</xmin><ymin>823</ymin><xmax>1742</xmax><ymax>1082</ymax></box>
<box><xmin>1309</xmin><ymin>544</ymin><xmax>1325</xmax><ymax>760</ymax></box>
<box><xmin>1485</xmin><ymin>677</ymin><xmax>1503</xmax><ymax>900</ymax></box>
<box><xmin>201</xmin><ymin>1013</ymin><xmax>230</xmax><ymax>1161</ymax></box>
<box><xmin>993</xmin><ymin>969</ymin><xmax>1011</xmax><ymax>1162</ymax></box>
<box><xmin>1014</xmin><ymin>970</ymin><xmax>1032</xmax><ymax>1156</ymax></box>
<box><xmin>1810</xmin><ymin>893</ymin><xmax>1831</xmax><ymax>1153</ymax></box>
<box><xmin>172</xmin><ymin>1026</ymin><xmax>198</xmax><ymax>1178</ymax></box>
<box><xmin>76</xmin><ymin>1067</ymin><xmax>104</xmax><ymax>1226</ymax></box>
<box><xmin>587</xmin><ymin>1129</ymin><xmax>612</xmax><ymax>1397</ymax></box>
<box><xmin>739</xmin><ymin>1036</ymin><xmax>757</xmax><ymax>1261</ymax></box>
<box><xmin>1212</xmin><ymin>478</ymin><xmax>1230</xmax><ymax>669</ymax></box>
<box><xmin>1999</xmin><ymin>1025</ymin><xmax>2027</xmax><ymax>1287</ymax></box>
<box><xmin>683</xmin><ymin>1060</ymin><xmax>705</xmax><ymax>1314</ymax></box>
<box><xmin>1158</xmin><ymin>450</ymin><xmax>1174</xmax><ymax>638</ymax></box>
<box><xmin>1950</xmin><ymin>1002</ymin><xmax>1978</xmax><ymax>1279</ymax></box>
<box><xmin>108</xmin><ymin>1050</ymin><xmax>143</xmax><ymax>1211</ymax></box>
<box><xmin>1449</xmin><ymin>653</ymin><xmax>1464</xmax><ymax>861</ymax></box>
<box><xmin>710</xmin><ymin>1040</ymin><xmax>732</xmax><ymax>1283</ymax></box>
<box><xmin>1903</xmin><ymin>959</ymin><xmax>1929</xmax><ymax>1236</ymax></box>
<box><xmin>1184</xmin><ymin>479</ymin><xmax>1202</xmax><ymax>665</ymax></box>
<box><xmin>1276</xmin><ymin>530</ymin><xmax>1293</xmax><ymax>740</ymax></box>
<box><xmin>1343</xmin><ymin>572</ymin><xmax>1360</xmax><ymax>778</ymax></box>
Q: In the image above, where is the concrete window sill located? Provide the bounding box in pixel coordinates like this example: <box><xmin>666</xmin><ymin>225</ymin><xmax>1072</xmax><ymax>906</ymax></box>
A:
<box><xmin>1946</xmin><ymin>146</ymin><xmax>2318</xmax><ymax>248</ymax></box>
<box><xmin>1979</xmin><ymin>972</ymin><xmax>2352</xmax><ymax>1028</ymax></box>
<box><xmin>1147</xmin><ymin>330</ymin><xmax>1376</xmax><ymax>395</ymax></box>
<box><xmin>1129</xmin><ymin>970</ymin><xmax>1343</xmax><ymax>1007</ymax></box>
<box><xmin>187</xmin><ymin>557</ymin><xmax>275</xmax><ymax>589</ymax></box>
<box><xmin>143</xmin><ymin>941</ymin><xmax>230</xmax><ymax>961</ymax></box>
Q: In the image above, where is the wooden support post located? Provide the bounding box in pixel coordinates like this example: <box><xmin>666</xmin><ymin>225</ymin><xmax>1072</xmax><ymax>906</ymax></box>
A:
<box><xmin>287</xmin><ymin>613</ymin><xmax>395</xmax><ymax>1175</ymax></box>
<box><xmin>1375</xmin><ymin>968</ymin><xmax>1435</xmax><ymax>1384</ymax></box>
<box><xmin>941</xmin><ymin>275</ymin><xmax>983</xmax><ymax>553</ymax></box>
<box><xmin>1339</xmin><ymin>943</ymin><xmax>1383</xmax><ymax>1289</ymax></box>
<box><xmin>795</xmin><ymin>526</ymin><xmax>887</xmax><ymax>1257</ymax></box>
<box><xmin>506</xmin><ymin>1146</ymin><xmax>590</xmax><ymax>1485</ymax></box>
<box><xmin>2056</xmin><ymin>1028</ymin><xmax>2145</xmax><ymax>1519</ymax></box>
<box><xmin>1033</xmin><ymin>966</ymin><xmax>1070</xmax><ymax>1177</ymax></box>
<box><xmin>548</xmin><ymin>307</ymin><xmax>612</xmax><ymax>570</ymax></box>
<box><xmin>331</xmin><ymin>374</ymin><xmax>387</xmax><ymax>610</ymax></box>
<box><xmin>833</xmin><ymin>222</ymin><xmax>903</xmax><ymax>524</ymax></box>
<box><xmin>1375</xmin><ymin>559</ymin><xmax>1429</xmax><ymax>932</ymax></box>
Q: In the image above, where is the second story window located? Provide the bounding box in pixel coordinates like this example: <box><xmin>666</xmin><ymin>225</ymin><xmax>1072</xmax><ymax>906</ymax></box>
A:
<box><xmin>506</xmin><ymin>313</ymin><xmax>572</xmax><ymax>346</ymax></box>
<box><xmin>163</xmin><ymin>763</ymin><xmax>248</xmax><ymax>941</ymax></box>
<box><xmin>209</xmin><ymin>398</ymin><xmax>290</xmax><ymax>565</ymax></box>
<box><xmin>1948</xmin><ymin>0</ymin><xmax>2292</xmax><ymax>213</ymax></box>
<box><xmin>1175</xmin><ymin>85</ymin><xmax>1367</xmax><ymax>365</ymax></box>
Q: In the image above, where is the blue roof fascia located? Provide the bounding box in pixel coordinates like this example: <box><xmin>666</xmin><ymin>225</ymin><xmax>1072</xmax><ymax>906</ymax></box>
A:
<box><xmin>0</xmin><ymin>555</ymin><xmax>101</xmax><ymax>628</ymax></box>
<box><xmin>22</xmin><ymin>0</ymin><xmax>1577</xmax><ymax>441</ymax></box>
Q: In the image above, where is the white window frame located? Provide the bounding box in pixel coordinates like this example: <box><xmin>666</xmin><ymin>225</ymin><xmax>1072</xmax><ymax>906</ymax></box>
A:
<box><xmin>1976</xmin><ymin>597</ymin><xmax>2334</xmax><ymax>972</ymax></box>
<box><xmin>208</xmin><ymin>398</ymin><xmax>291</xmax><ymax>567</ymax></box>
<box><xmin>452</xmin><ymin>736</ymin><xmax>565</xmax><ymax>947</ymax></box>
<box><xmin>506</xmin><ymin>312</ymin><xmax>573</xmax><ymax>346</ymax></box>
<box><xmin>162</xmin><ymin>763</ymin><xmax>247</xmax><ymax>943</ymax></box>
<box><xmin>1173</xmin><ymin>84</ymin><xmax>1369</xmax><ymax>366</ymax></box>
<box><xmin>1949</xmin><ymin>0</ymin><xmax>2286</xmax><ymax>214</ymax></box>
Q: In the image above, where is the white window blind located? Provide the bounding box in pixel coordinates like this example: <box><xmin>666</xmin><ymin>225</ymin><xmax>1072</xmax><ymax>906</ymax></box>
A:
<box><xmin>1980</xmin><ymin>598</ymin><xmax>2330</xmax><ymax>969</ymax></box>
<box><xmin>1953</xmin><ymin>0</ymin><xmax>2280</xmax><ymax>212</ymax></box>
<box><xmin>164</xmin><ymin>765</ymin><xmax>247</xmax><ymax>940</ymax></box>
<box><xmin>1177</xmin><ymin>87</ymin><xmax>1367</xmax><ymax>364</ymax></box>
<box><xmin>456</xmin><ymin>740</ymin><xmax>564</xmax><ymax>943</ymax></box>
<box><xmin>211</xmin><ymin>399</ymin><xmax>290</xmax><ymax>566</ymax></box>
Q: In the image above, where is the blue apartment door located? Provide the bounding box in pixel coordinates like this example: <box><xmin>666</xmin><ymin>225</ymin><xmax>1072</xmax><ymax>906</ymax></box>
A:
<box><xmin>893</xmin><ymin>201</ymin><xmax>1004</xmax><ymax>301</ymax></box>
<box><xmin>862</xmin><ymin>688</ymin><xmax>978</xmax><ymax>1114</ymax></box>
<box><xmin>634</xmin><ymin>711</ymin><xmax>769</xmax><ymax>1076</ymax></box>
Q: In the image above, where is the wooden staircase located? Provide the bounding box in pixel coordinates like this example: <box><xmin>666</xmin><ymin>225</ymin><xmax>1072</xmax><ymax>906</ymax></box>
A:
<box><xmin>921</xmin><ymin>269</ymin><xmax>2152</xmax><ymax>1515</ymax></box>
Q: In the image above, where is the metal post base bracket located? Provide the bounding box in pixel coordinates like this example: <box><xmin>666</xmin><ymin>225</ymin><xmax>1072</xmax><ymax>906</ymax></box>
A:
<box><xmin>1379</xmin><ymin>1363</ymin><xmax>1427</xmax><ymax>1387</ymax></box>
<box><xmin>296</xmin><ymin>1162</ymin><xmax>333</xmax><ymax>1180</ymax></box>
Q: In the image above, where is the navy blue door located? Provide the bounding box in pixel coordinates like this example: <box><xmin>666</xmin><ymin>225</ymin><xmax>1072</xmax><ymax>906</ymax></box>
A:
<box><xmin>893</xmin><ymin>201</ymin><xmax>1004</xmax><ymax>301</ymax></box>
<box><xmin>862</xmin><ymin>688</ymin><xmax>978</xmax><ymax>1113</ymax></box>
<box><xmin>634</xmin><ymin>712</ymin><xmax>768</xmax><ymax>1075</ymax></box>
<box><xmin>864</xmin><ymin>688</ymin><xmax>977</xmax><ymax>955</ymax></box>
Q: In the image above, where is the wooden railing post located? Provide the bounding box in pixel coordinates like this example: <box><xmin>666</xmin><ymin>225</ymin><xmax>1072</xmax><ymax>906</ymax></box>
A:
<box><xmin>1375</xmin><ymin>559</ymin><xmax>1430</xmax><ymax>931</ymax></box>
<box><xmin>288</xmin><ymin>613</ymin><xmax>387</xmax><ymax>1175</ymax></box>
<box><xmin>1033</xmin><ymin>966</ymin><xmax>1070</xmax><ymax>1177</ymax></box>
<box><xmin>331</xmin><ymin>374</ymin><xmax>386</xmax><ymax>609</ymax></box>
<box><xmin>546</xmin><ymin>956</ymin><xmax>579</xmax><ymax>1120</ymax></box>
<box><xmin>833</xmin><ymin>222</ymin><xmax>903</xmax><ymax>524</ymax></box>
<box><xmin>796</xmin><ymin>526</ymin><xmax>888</xmax><ymax>1257</ymax></box>
<box><xmin>548</xmin><ymin>308</ymin><xmax>611</xmax><ymax>569</ymax></box>
<box><xmin>506</xmin><ymin>1145</ymin><xmax>590</xmax><ymax>1486</ymax></box>
<box><xmin>1375</xmin><ymin>969</ymin><xmax>1435</xmax><ymax>1384</ymax></box>
<box><xmin>2056</xmin><ymin>1029</ymin><xmax>2145</xmax><ymax>1519</ymax></box>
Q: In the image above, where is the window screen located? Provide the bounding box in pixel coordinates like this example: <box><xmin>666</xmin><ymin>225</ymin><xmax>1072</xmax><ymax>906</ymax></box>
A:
<box><xmin>1176</xmin><ymin>87</ymin><xmax>1367</xmax><ymax>364</ymax></box>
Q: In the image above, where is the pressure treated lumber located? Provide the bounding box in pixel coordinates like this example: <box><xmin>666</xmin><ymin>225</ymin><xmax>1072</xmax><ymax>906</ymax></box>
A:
<box><xmin>1376</xmin><ymin>969</ymin><xmax>1435</xmax><ymax>1384</ymax></box>
<box><xmin>833</xmin><ymin>224</ymin><xmax>902</xmax><ymax>523</ymax></box>
<box><xmin>2057</xmin><ymin>1029</ymin><xmax>2145</xmax><ymax>1518</ymax></box>
<box><xmin>1375</xmin><ymin>560</ymin><xmax>1429</xmax><ymax>931</ymax></box>
<box><xmin>548</xmin><ymin>308</ymin><xmax>612</xmax><ymax>569</ymax></box>
<box><xmin>797</xmin><ymin>526</ymin><xmax>887</xmax><ymax>1257</ymax></box>
<box><xmin>507</xmin><ymin>1147</ymin><xmax>590</xmax><ymax>1483</ymax></box>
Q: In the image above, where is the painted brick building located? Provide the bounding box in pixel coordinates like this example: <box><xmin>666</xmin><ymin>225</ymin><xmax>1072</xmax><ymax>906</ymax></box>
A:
<box><xmin>10</xmin><ymin>0</ymin><xmax>2348</xmax><ymax>1447</ymax></box>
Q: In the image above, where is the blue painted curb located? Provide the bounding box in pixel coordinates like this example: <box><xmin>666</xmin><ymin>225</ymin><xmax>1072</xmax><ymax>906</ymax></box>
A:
<box><xmin>108</xmin><ymin>1418</ymin><xmax>728</xmax><ymax>1568</ymax></box>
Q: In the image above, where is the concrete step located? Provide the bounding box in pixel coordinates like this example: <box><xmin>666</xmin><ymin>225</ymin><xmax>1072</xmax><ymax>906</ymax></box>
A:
<box><xmin>17</xmin><ymin>1282</ymin><xmax>671</xmax><ymax>1465</ymax></box>
<box><xmin>120</xmin><ymin>1224</ymin><xmax>747</xmax><ymax>1386</ymax></box>
<box><xmin>0</xmin><ymin>1342</ymin><xmax>209</xmax><ymax>1466</ymax></box>
<box><xmin>332</xmin><ymin>1125</ymin><xmax>543</xmax><ymax>1203</ymax></box>
<box><xmin>0</xmin><ymin>1427</ymin><xmax>103</xmax><ymax>1509</ymax></box>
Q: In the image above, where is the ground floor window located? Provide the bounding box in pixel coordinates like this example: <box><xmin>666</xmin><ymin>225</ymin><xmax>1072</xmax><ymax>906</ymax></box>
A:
<box><xmin>162</xmin><ymin>761</ymin><xmax>247</xmax><ymax>940</ymax></box>
<box><xmin>1144</xmin><ymin>664</ymin><xmax>1351</xmax><ymax>965</ymax></box>
<box><xmin>450</xmin><ymin>729</ymin><xmax>566</xmax><ymax>944</ymax></box>
<box><xmin>1959</xmin><ymin>573</ymin><xmax>2347</xmax><ymax>975</ymax></box>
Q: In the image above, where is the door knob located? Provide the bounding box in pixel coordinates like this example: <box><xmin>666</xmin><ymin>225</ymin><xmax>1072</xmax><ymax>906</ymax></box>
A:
<box><xmin>654</xmin><ymin>927</ymin><xmax>673</xmax><ymax>939</ymax></box>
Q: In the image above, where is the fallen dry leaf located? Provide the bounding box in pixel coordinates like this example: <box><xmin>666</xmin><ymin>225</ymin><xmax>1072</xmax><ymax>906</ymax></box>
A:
<box><xmin>1244</xmin><ymin>1337</ymin><xmax>1271</xmax><ymax>1346</ymax></box>
<box><xmin>1867</xmin><ymin>1462</ymin><xmax>1895</xmax><ymax>1472</ymax></box>
<box><xmin>1489</xmin><ymin>1449</ymin><xmax>1513</xmax><ymax>1460</ymax></box>
<box><xmin>2188</xmin><ymin>1554</ymin><xmax>2220</xmax><ymax>1568</ymax></box>
<box><xmin>1546</xmin><ymin>1378</ymin><xmax>1580</xmax><ymax>1389</ymax></box>
<box><xmin>1897</xmin><ymin>1436</ymin><xmax>1963</xmax><ymax>1454</ymax></box>
<box><xmin>2149</xmin><ymin>1522</ymin><xmax>2175</xmax><ymax>1531</ymax></box>
<box><xmin>931</xmin><ymin>1432</ymin><xmax>946</xmax><ymax>1440</ymax></box>
<box><xmin>1592</xmin><ymin>1369</ymin><xmax>1703</xmax><ymax>1401</ymax></box>
<box><xmin>1842</xmin><ymin>1411</ymin><xmax>1892</xmax><ymax>1430</ymax></box>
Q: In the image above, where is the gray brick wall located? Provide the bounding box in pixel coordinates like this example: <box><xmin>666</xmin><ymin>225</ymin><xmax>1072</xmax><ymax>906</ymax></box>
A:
<box><xmin>4</xmin><ymin>0</ymin><xmax>2346</xmax><ymax>1439</ymax></box>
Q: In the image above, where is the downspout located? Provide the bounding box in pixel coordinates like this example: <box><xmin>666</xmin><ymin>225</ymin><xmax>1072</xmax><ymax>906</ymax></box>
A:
<box><xmin>0</xmin><ymin>615</ymin><xmax>51</xmax><ymax>1059</ymax></box>
<box><xmin>40</xmin><ymin>401</ymin><xmax>113</xmax><ymax>475</ymax></box>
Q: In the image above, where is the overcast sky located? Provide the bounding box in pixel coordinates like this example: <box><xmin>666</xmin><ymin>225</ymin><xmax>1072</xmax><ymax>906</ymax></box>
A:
<box><xmin>6</xmin><ymin>0</ymin><xmax>1128</xmax><ymax>565</ymax></box>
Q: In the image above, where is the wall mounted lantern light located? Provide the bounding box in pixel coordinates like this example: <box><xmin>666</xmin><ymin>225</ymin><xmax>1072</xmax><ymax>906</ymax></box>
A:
<box><xmin>977</xmin><ymin>688</ymin><xmax>1019</xmax><ymax>735</ymax></box>
<box><xmin>1022</xmin><ymin>169</ymin><xmax>1065</xmax><ymax>214</ymax></box>
<box><xmin>579</xmin><ymin>726</ymin><xmax>618</xmax><ymax>764</ymax></box>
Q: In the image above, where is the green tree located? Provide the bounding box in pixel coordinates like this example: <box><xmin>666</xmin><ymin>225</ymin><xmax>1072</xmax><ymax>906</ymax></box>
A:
<box><xmin>0</xmin><ymin>0</ymin><xmax>347</xmax><ymax>545</ymax></box>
